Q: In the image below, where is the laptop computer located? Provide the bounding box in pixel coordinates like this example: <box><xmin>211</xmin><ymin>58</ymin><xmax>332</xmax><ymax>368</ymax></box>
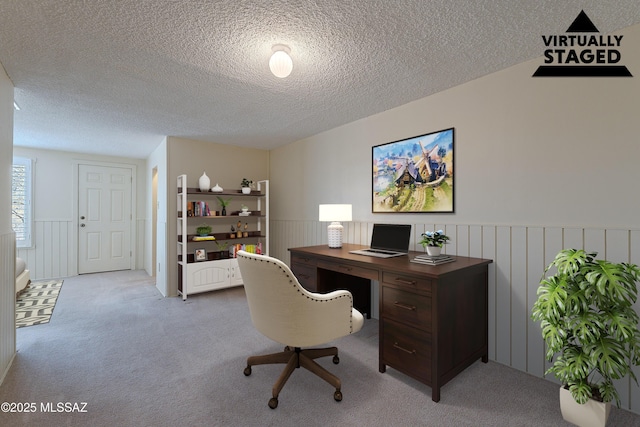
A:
<box><xmin>349</xmin><ymin>224</ymin><xmax>412</xmax><ymax>258</ymax></box>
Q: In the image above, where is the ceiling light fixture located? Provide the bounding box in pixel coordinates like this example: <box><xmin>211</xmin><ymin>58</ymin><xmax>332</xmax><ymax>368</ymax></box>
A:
<box><xmin>269</xmin><ymin>44</ymin><xmax>293</xmax><ymax>78</ymax></box>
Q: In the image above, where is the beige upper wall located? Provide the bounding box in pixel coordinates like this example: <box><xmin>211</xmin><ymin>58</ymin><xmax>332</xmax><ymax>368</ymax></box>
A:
<box><xmin>270</xmin><ymin>23</ymin><xmax>640</xmax><ymax>230</ymax></box>
<box><xmin>167</xmin><ymin>136</ymin><xmax>270</xmax><ymax>190</ymax></box>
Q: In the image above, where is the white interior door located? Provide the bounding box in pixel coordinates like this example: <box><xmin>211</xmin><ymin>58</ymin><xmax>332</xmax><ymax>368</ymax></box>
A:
<box><xmin>78</xmin><ymin>164</ymin><xmax>132</xmax><ymax>274</ymax></box>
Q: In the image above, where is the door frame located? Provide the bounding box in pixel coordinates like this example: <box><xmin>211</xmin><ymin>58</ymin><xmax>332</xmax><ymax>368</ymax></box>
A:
<box><xmin>73</xmin><ymin>160</ymin><xmax>137</xmax><ymax>275</ymax></box>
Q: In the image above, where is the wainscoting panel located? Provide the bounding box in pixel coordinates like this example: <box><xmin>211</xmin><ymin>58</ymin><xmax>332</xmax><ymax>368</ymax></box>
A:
<box><xmin>270</xmin><ymin>220</ymin><xmax>640</xmax><ymax>413</ymax></box>
<box><xmin>0</xmin><ymin>231</ymin><xmax>16</xmax><ymax>384</ymax></box>
<box><xmin>17</xmin><ymin>220</ymin><xmax>75</xmax><ymax>280</ymax></box>
<box><xmin>17</xmin><ymin>219</ymin><xmax>147</xmax><ymax>281</ymax></box>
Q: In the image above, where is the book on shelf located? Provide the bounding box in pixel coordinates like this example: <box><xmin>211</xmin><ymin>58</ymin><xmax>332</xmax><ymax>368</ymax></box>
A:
<box><xmin>411</xmin><ymin>253</ymin><xmax>455</xmax><ymax>266</ymax></box>
<box><xmin>188</xmin><ymin>201</ymin><xmax>211</xmax><ymax>217</ymax></box>
<box><xmin>230</xmin><ymin>242</ymin><xmax>263</xmax><ymax>257</ymax></box>
<box><xmin>192</xmin><ymin>236</ymin><xmax>215</xmax><ymax>241</ymax></box>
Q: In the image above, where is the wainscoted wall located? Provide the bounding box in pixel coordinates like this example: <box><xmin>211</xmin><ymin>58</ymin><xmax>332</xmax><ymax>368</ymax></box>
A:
<box><xmin>17</xmin><ymin>220</ymin><xmax>74</xmax><ymax>280</ymax></box>
<box><xmin>16</xmin><ymin>219</ymin><xmax>147</xmax><ymax>281</ymax></box>
<box><xmin>0</xmin><ymin>231</ymin><xmax>16</xmax><ymax>384</ymax></box>
<box><xmin>270</xmin><ymin>220</ymin><xmax>640</xmax><ymax>413</ymax></box>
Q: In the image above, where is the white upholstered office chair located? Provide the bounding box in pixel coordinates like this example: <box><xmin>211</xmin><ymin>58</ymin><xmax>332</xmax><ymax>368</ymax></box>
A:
<box><xmin>236</xmin><ymin>250</ymin><xmax>364</xmax><ymax>409</ymax></box>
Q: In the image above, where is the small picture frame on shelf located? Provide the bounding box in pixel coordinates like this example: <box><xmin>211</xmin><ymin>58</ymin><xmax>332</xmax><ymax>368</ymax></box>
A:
<box><xmin>194</xmin><ymin>248</ymin><xmax>207</xmax><ymax>262</ymax></box>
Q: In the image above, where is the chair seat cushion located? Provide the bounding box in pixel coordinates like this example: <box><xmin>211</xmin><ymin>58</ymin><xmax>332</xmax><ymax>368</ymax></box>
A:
<box><xmin>351</xmin><ymin>308</ymin><xmax>364</xmax><ymax>334</ymax></box>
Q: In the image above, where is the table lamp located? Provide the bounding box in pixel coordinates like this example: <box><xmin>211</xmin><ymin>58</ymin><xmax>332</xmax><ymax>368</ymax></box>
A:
<box><xmin>319</xmin><ymin>204</ymin><xmax>352</xmax><ymax>248</ymax></box>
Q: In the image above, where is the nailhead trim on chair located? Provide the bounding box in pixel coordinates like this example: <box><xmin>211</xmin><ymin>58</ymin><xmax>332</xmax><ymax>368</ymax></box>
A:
<box><xmin>242</xmin><ymin>255</ymin><xmax>356</xmax><ymax>333</ymax></box>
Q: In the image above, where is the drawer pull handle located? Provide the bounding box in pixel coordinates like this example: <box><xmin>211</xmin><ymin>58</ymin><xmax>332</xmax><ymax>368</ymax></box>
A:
<box><xmin>395</xmin><ymin>278</ymin><xmax>417</xmax><ymax>286</ymax></box>
<box><xmin>393</xmin><ymin>342</ymin><xmax>416</xmax><ymax>355</ymax></box>
<box><xmin>394</xmin><ymin>301</ymin><xmax>416</xmax><ymax>311</ymax></box>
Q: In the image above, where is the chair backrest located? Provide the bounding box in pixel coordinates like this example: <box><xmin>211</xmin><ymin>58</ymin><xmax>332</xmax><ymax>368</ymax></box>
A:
<box><xmin>237</xmin><ymin>251</ymin><xmax>357</xmax><ymax>348</ymax></box>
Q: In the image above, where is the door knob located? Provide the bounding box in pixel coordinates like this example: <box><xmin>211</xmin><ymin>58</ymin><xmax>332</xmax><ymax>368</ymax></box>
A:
<box><xmin>80</xmin><ymin>216</ymin><xmax>85</xmax><ymax>220</ymax></box>
<box><xmin>80</xmin><ymin>224</ymin><xmax>86</xmax><ymax>227</ymax></box>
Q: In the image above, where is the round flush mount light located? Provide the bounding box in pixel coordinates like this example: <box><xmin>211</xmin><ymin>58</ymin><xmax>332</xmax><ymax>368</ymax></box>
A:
<box><xmin>269</xmin><ymin>44</ymin><xmax>293</xmax><ymax>78</ymax></box>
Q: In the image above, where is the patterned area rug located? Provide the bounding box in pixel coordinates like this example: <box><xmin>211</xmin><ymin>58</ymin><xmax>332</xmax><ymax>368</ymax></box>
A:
<box><xmin>16</xmin><ymin>280</ymin><xmax>63</xmax><ymax>328</ymax></box>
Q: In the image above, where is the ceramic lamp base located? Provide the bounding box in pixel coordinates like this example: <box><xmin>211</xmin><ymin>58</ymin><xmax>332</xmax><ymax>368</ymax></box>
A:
<box><xmin>327</xmin><ymin>222</ymin><xmax>344</xmax><ymax>248</ymax></box>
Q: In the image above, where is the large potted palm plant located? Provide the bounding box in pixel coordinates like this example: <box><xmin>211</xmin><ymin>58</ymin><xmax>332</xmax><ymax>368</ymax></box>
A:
<box><xmin>531</xmin><ymin>249</ymin><xmax>640</xmax><ymax>427</ymax></box>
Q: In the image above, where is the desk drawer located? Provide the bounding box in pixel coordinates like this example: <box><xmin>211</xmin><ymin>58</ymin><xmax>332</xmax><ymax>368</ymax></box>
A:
<box><xmin>382</xmin><ymin>271</ymin><xmax>431</xmax><ymax>292</ymax></box>
<box><xmin>318</xmin><ymin>260</ymin><xmax>379</xmax><ymax>281</ymax></box>
<box><xmin>291</xmin><ymin>263</ymin><xmax>317</xmax><ymax>292</ymax></box>
<box><xmin>382</xmin><ymin>319</ymin><xmax>431</xmax><ymax>382</ymax></box>
<box><xmin>291</xmin><ymin>254</ymin><xmax>317</xmax><ymax>267</ymax></box>
<box><xmin>382</xmin><ymin>286</ymin><xmax>431</xmax><ymax>330</ymax></box>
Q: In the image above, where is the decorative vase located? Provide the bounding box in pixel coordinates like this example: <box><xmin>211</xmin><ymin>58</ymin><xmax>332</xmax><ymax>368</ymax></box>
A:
<box><xmin>199</xmin><ymin>172</ymin><xmax>210</xmax><ymax>192</ymax></box>
<box><xmin>426</xmin><ymin>245</ymin><xmax>442</xmax><ymax>256</ymax></box>
<box><xmin>211</xmin><ymin>183</ymin><xmax>223</xmax><ymax>192</ymax></box>
<box><xmin>242</xmin><ymin>187</ymin><xmax>251</xmax><ymax>194</ymax></box>
<box><xmin>221</xmin><ymin>207</ymin><xmax>226</xmax><ymax>216</ymax></box>
<box><xmin>559</xmin><ymin>386</ymin><xmax>611</xmax><ymax>427</ymax></box>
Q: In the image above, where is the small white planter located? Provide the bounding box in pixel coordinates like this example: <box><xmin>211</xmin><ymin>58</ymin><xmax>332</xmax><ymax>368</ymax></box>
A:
<box><xmin>559</xmin><ymin>386</ymin><xmax>611</xmax><ymax>427</ymax></box>
<box><xmin>241</xmin><ymin>187</ymin><xmax>251</xmax><ymax>194</ymax></box>
<box><xmin>426</xmin><ymin>245</ymin><xmax>441</xmax><ymax>256</ymax></box>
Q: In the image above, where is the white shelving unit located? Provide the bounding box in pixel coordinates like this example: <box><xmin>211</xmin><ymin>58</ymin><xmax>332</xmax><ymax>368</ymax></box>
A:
<box><xmin>177</xmin><ymin>175</ymin><xmax>269</xmax><ymax>300</ymax></box>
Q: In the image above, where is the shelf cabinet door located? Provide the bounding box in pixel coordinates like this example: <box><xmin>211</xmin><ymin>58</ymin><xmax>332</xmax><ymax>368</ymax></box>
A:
<box><xmin>229</xmin><ymin>258</ymin><xmax>243</xmax><ymax>287</ymax></box>
<box><xmin>185</xmin><ymin>260</ymin><xmax>230</xmax><ymax>293</ymax></box>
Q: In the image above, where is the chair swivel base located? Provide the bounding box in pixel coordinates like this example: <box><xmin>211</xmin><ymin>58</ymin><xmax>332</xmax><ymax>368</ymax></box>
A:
<box><xmin>243</xmin><ymin>346</ymin><xmax>342</xmax><ymax>409</ymax></box>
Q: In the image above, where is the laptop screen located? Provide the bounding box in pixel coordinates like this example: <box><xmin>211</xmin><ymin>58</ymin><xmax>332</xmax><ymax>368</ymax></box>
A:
<box><xmin>371</xmin><ymin>224</ymin><xmax>411</xmax><ymax>252</ymax></box>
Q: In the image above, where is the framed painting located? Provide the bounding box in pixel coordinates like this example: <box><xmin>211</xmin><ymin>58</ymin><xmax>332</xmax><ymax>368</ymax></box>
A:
<box><xmin>372</xmin><ymin>127</ymin><xmax>454</xmax><ymax>213</ymax></box>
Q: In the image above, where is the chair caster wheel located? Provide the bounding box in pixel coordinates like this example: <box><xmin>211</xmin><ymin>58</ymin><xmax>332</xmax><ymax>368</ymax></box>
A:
<box><xmin>334</xmin><ymin>390</ymin><xmax>343</xmax><ymax>402</ymax></box>
<box><xmin>268</xmin><ymin>397</ymin><xmax>278</xmax><ymax>409</ymax></box>
<box><xmin>243</xmin><ymin>366</ymin><xmax>252</xmax><ymax>376</ymax></box>
<box><xmin>333</xmin><ymin>355</ymin><xmax>339</xmax><ymax>364</ymax></box>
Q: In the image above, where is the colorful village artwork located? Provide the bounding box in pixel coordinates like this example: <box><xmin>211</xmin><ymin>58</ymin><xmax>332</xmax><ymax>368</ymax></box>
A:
<box><xmin>372</xmin><ymin>128</ymin><xmax>454</xmax><ymax>213</ymax></box>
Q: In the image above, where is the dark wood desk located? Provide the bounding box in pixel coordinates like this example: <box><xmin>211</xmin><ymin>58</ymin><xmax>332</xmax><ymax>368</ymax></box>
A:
<box><xmin>289</xmin><ymin>244</ymin><xmax>493</xmax><ymax>402</ymax></box>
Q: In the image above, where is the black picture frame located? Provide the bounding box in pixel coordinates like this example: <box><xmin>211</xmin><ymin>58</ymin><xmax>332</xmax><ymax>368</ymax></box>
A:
<box><xmin>372</xmin><ymin>127</ymin><xmax>454</xmax><ymax>213</ymax></box>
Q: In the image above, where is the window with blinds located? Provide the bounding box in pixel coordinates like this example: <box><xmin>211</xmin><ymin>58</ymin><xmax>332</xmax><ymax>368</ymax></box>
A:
<box><xmin>12</xmin><ymin>157</ymin><xmax>32</xmax><ymax>248</ymax></box>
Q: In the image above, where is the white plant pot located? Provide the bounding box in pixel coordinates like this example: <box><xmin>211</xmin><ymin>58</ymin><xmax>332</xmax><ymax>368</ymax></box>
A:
<box><xmin>426</xmin><ymin>245</ymin><xmax>441</xmax><ymax>256</ymax></box>
<box><xmin>241</xmin><ymin>187</ymin><xmax>251</xmax><ymax>194</ymax></box>
<box><xmin>559</xmin><ymin>386</ymin><xmax>611</xmax><ymax>427</ymax></box>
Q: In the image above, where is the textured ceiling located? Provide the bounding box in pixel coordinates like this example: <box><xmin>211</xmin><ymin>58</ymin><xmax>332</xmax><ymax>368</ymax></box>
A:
<box><xmin>1</xmin><ymin>1</ymin><xmax>639</xmax><ymax>158</ymax></box>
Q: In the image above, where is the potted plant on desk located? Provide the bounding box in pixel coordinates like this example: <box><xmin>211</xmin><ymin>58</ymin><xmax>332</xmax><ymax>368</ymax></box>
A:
<box><xmin>531</xmin><ymin>248</ymin><xmax>640</xmax><ymax>427</ymax></box>
<box><xmin>419</xmin><ymin>230</ymin><xmax>449</xmax><ymax>256</ymax></box>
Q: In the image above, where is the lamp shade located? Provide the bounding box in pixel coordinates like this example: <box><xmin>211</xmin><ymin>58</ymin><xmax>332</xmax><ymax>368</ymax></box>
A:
<box><xmin>319</xmin><ymin>204</ymin><xmax>352</xmax><ymax>222</ymax></box>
